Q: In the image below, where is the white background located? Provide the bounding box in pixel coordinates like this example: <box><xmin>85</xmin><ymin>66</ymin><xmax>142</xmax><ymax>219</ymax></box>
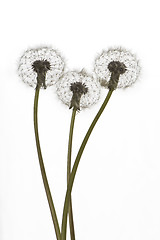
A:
<box><xmin>0</xmin><ymin>0</ymin><xmax>160</xmax><ymax>239</ymax></box>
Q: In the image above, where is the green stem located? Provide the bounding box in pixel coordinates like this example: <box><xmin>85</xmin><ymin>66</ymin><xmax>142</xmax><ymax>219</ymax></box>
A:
<box><xmin>34</xmin><ymin>87</ymin><xmax>61</xmax><ymax>240</ymax></box>
<box><xmin>67</xmin><ymin>108</ymin><xmax>77</xmax><ymax>240</ymax></box>
<box><xmin>61</xmin><ymin>89</ymin><xmax>114</xmax><ymax>240</ymax></box>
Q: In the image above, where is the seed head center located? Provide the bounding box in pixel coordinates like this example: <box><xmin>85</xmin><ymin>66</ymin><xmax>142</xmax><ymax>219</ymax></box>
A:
<box><xmin>32</xmin><ymin>60</ymin><xmax>51</xmax><ymax>89</ymax></box>
<box><xmin>32</xmin><ymin>60</ymin><xmax>51</xmax><ymax>74</ymax></box>
<box><xmin>69</xmin><ymin>82</ymin><xmax>88</xmax><ymax>110</ymax></box>
<box><xmin>108</xmin><ymin>61</ymin><xmax>126</xmax><ymax>75</ymax></box>
<box><xmin>70</xmin><ymin>82</ymin><xmax>88</xmax><ymax>95</ymax></box>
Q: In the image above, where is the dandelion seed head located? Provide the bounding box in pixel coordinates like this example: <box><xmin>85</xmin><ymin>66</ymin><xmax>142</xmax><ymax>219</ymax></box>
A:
<box><xmin>18</xmin><ymin>47</ymin><xmax>65</xmax><ymax>88</ymax></box>
<box><xmin>94</xmin><ymin>47</ymin><xmax>140</xmax><ymax>89</ymax></box>
<box><xmin>56</xmin><ymin>70</ymin><xmax>101</xmax><ymax>110</ymax></box>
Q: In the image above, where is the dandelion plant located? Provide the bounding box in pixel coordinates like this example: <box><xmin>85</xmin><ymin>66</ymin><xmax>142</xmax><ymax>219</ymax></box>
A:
<box><xmin>18</xmin><ymin>47</ymin><xmax>65</xmax><ymax>240</ymax></box>
<box><xmin>56</xmin><ymin>69</ymin><xmax>101</xmax><ymax>240</ymax></box>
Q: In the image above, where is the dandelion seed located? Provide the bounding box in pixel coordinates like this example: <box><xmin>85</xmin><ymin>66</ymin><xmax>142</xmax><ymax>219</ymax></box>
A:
<box><xmin>56</xmin><ymin>70</ymin><xmax>101</xmax><ymax>110</ymax></box>
<box><xmin>94</xmin><ymin>47</ymin><xmax>140</xmax><ymax>90</ymax></box>
<box><xmin>18</xmin><ymin>47</ymin><xmax>65</xmax><ymax>89</ymax></box>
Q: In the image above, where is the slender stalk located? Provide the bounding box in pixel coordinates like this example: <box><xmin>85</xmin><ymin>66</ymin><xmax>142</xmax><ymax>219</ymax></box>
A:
<box><xmin>67</xmin><ymin>108</ymin><xmax>77</xmax><ymax>240</ymax></box>
<box><xmin>34</xmin><ymin>87</ymin><xmax>61</xmax><ymax>240</ymax></box>
<box><xmin>61</xmin><ymin>89</ymin><xmax>114</xmax><ymax>240</ymax></box>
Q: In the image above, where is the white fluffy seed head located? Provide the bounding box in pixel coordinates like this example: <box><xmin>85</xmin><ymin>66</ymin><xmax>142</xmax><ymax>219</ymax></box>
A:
<box><xmin>94</xmin><ymin>47</ymin><xmax>140</xmax><ymax>89</ymax></box>
<box><xmin>18</xmin><ymin>47</ymin><xmax>65</xmax><ymax>88</ymax></box>
<box><xmin>56</xmin><ymin>70</ymin><xmax>101</xmax><ymax>109</ymax></box>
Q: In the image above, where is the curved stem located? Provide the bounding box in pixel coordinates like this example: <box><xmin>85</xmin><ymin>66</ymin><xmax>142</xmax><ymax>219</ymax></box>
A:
<box><xmin>34</xmin><ymin>87</ymin><xmax>61</xmax><ymax>240</ymax></box>
<box><xmin>67</xmin><ymin>108</ymin><xmax>76</xmax><ymax>240</ymax></box>
<box><xmin>61</xmin><ymin>89</ymin><xmax>114</xmax><ymax>240</ymax></box>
